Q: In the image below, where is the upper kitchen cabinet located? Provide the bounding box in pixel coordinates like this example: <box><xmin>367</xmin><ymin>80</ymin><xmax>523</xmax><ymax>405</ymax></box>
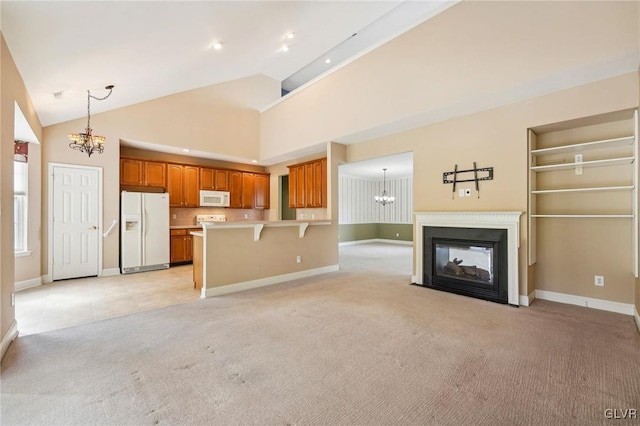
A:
<box><xmin>167</xmin><ymin>164</ymin><xmax>199</xmax><ymax>207</ymax></box>
<box><xmin>241</xmin><ymin>172</ymin><xmax>255</xmax><ymax>208</ymax></box>
<box><xmin>200</xmin><ymin>168</ymin><xmax>229</xmax><ymax>191</ymax></box>
<box><xmin>229</xmin><ymin>171</ymin><xmax>269</xmax><ymax>209</ymax></box>
<box><xmin>229</xmin><ymin>171</ymin><xmax>243</xmax><ymax>208</ymax></box>
<box><xmin>120</xmin><ymin>158</ymin><xmax>166</xmax><ymax>188</ymax></box>
<box><xmin>254</xmin><ymin>173</ymin><xmax>270</xmax><ymax>209</ymax></box>
<box><xmin>288</xmin><ymin>157</ymin><xmax>327</xmax><ymax>208</ymax></box>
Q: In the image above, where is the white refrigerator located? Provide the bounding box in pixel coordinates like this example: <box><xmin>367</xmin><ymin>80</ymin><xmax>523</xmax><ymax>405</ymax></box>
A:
<box><xmin>120</xmin><ymin>191</ymin><xmax>170</xmax><ymax>274</ymax></box>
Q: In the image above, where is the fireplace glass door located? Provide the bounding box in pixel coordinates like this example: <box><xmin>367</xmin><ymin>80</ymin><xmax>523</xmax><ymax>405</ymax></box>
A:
<box><xmin>422</xmin><ymin>226</ymin><xmax>508</xmax><ymax>304</ymax></box>
<box><xmin>434</xmin><ymin>243</ymin><xmax>494</xmax><ymax>285</ymax></box>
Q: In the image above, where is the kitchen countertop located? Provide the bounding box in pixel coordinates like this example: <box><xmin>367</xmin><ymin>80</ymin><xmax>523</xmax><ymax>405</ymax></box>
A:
<box><xmin>200</xmin><ymin>219</ymin><xmax>331</xmax><ymax>241</ymax></box>
<box><xmin>171</xmin><ymin>220</ymin><xmax>331</xmax><ymax>230</ymax></box>
<box><xmin>201</xmin><ymin>219</ymin><xmax>331</xmax><ymax>226</ymax></box>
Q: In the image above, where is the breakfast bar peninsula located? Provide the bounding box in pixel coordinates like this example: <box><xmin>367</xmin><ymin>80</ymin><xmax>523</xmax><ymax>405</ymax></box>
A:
<box><xmin>192</xmin><ymin>220</ymin><xmax>336</xmax><ymax>297</ymax></box>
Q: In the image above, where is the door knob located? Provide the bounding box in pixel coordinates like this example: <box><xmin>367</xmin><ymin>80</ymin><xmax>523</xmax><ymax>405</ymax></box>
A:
<box><xmin>89</xmin><ymin>226</ymin><xmax>97</xmax><ymax>230</ymax></box>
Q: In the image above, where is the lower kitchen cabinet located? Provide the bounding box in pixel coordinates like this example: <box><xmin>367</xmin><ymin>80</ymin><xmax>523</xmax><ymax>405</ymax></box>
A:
<box><xmin>170</xmin><ymin>228</ymin><xmax>200</xmax><ymax>264</ymax></box>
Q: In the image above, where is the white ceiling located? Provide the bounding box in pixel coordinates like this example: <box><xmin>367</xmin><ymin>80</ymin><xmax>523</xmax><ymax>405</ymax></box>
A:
<box><xmin>1</xmin><ymin>0</ymin><xmax>451</xmax><ymax>128</ymax></box>
<box><xmin>339</xmin><ymin>152</ymin><xmax>413</xmax><ymax>180</ymax></box>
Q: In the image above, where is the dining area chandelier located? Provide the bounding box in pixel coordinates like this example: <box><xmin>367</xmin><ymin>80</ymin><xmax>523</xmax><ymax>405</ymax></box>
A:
<box><xmin>374</xmin><ymin>168</ymin><xmax>395</xmax><ymax>206</ymax></box>
<box><xmin>68</xmin><ymin>85</ymin><xmax>114</xmax><ymax>157</ymax></box>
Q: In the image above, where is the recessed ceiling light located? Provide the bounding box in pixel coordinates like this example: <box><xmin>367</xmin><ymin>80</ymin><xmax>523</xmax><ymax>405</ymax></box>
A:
<box><xmin>251</xmin><ymin>160</ymin><xmax>258</xmax><ymax>163</ymax></box>
<box><xmin>284</xmin><ymin>32</ymin><xmax>294</xmax><ymax>40</ymax></box>
<box><xmin>281</xmin><ymin>44</ymin><xmax>289</xmax><ymax>52</ymax></box>
<box><xmin>182</xmin><ymin>149</ymin><xmax>191</xmax><ymax>153</ymax></box>
<box><xmin>324</xmin><ymin>58</ymin><xmax>331</xmax><ymax>64</ymax></box>
<box><xmin>53</xmin><ymin>91</ymin><xmax>63</xmax><ymax>100</ymax></box>
<box><xmin>212</xmin><ymin>42</ymin><xmax>223</xmax><ymax>50</ymax></box>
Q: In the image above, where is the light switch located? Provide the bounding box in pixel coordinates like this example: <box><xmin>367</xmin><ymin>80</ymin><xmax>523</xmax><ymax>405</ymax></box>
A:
<box><xmin>459</xmin><ymin>189</ymin><xmax>465</xmax><ymax>197</ymax></box>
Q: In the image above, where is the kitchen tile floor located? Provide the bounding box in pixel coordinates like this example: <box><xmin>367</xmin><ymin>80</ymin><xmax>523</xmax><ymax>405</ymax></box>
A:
<box><xmin>15</xmin><ymin>265</ymin><xmax>200</xmax><ymax>336</ymax></box>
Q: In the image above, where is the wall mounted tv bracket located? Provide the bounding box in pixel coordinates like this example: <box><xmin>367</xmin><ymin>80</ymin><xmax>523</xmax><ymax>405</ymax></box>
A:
<box><xmin>443</xmin><ymin>162</ymin><xmax>494</xmax><ymax>198</ymax></box>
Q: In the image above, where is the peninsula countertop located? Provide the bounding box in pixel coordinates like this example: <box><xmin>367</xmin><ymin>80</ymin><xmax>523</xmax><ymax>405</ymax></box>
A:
<box><xmin>199</xmin><ymin>219</ymin><xmax>331</xmax><ymax>241</ymax></box>
<box><xmin>171</xmin><ymin>220</ymin><xmax>331</xmax><ymax>229</ymax></box>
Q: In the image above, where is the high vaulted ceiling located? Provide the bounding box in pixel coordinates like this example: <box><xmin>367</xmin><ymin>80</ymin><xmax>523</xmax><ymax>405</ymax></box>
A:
<box><xmin>1</xmin><ymin>0</ymin><xmax>454</xmax><ymax>128</ymax></box>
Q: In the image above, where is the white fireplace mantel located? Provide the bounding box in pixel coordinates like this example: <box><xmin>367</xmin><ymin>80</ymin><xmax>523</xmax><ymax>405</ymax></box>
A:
<box><xmin>414</xmin><ymin>211</ymin><xmax>522</xmax><ymax>306</ymax></box>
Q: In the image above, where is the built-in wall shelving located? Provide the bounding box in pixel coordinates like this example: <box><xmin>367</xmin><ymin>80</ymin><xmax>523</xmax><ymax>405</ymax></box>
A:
<box><xmin>527</xmin><ymin>109</ymin><xmax>638</xmax><ymax>277</ymax></box>
<box><xmin>530</xmin><ymin>157</ymin><xmax>635</xmax><ymax>173</ymax></box>
<box><xmin>530</xmin><ymin>136</ymin><xmax>634</xmax><ymax>155</ymax></box>
<box><xmin>531</xmin><ymin>186</ymin><xmax>634</xmax><ymax>194</ymax></box>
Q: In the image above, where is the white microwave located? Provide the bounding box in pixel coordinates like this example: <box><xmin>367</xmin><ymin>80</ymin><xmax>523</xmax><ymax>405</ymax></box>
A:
<box><xmin>199</xmin><ymin>190</ymin><xmax>230</xmax><ymax>207</ymax></box>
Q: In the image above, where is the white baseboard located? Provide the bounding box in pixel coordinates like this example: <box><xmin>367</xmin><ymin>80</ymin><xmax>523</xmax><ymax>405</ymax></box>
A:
<box><xmin>15</xmin><ymin>277</ymin><xmax>42</xmax><ymax>292</ymax></box>
<box><xmin>535</xmin><ymin>289</ymin><xmax>634</xmax><ymax>316</ymax></box>
<box><xmin>1</xmin><ymin>320</ymin><xmax>18</xmax><ymax>361</ymax></box>
<box><xmin>101</xmin><ymin>268</ymin><xmax>120</xmax><ymax>277</ymax></box>
<box><xmin>339</xmin><ymin>238</ymin><xmax>412</xmax><ymax>246</ymax></box>
<box><xmin>41</xmin><ymin>274</ymin><xmax>52</xmax><ymax>284</ymax></box>
<box><xmin>339</xmin><ymin>239</ymin><xmax>379</xmax><ymax>246</ymax></box>
<box><xmin>411</xmin><ymin>275</ymin><xmax>419</xmax><ymax>283</ymax></box>
<box><xmin>634</xmin><ymin>306</ymin><xmax>640</xmax><ymax>334</ymax></box>
<box><xmin>519</xmin><ymin>291</ymin><xmax>535</xmax><ymax>307</ymax></box>
<box><xmin>205</xmin><ymin>264</ymin><xmax>340</xmax><ymax>297</ymax></box>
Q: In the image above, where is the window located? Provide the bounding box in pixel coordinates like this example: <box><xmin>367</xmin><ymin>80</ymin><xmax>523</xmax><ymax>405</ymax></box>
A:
<box><xmin>14</xmin><ymin>161</ymin><xmax>28</xmax><ymax>253</ymax></box>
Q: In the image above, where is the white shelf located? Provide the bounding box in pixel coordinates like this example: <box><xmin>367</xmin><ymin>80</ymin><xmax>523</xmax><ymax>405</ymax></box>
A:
<box><xmin>531</xmin><ymin>214</ymin><xmax>634</xmax><ymax>218</ymax></box>
<box><xmin>530</xmin><ymin>136</ymin><xmax>634</xmax><ymax>156</ymax></box>
<box><xmin>528</xmin><ymin>110</ymin><xmax>638</xmax><ymax>277</ymax></box>
<box><xmin>531</xmin><ymin>186</ymin><xmax>634</xmax><ymax>194</ymax></box>
<box><xmin>530</xmin><ymin>157</ymin><xmax>635</xmax><ymax>172</ymax></box>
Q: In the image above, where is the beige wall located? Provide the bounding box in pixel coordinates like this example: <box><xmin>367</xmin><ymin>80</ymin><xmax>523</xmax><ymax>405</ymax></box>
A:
<box><xmin>1</xmin><ymin>33</ymin><xmax>43</xmax><ymax>342</ymax></box>
<box><xmin>637</xmin><ymin>68</ymin><xmax>640</xmax><ymax>317</ymax></box>
<box><xmin>261</xmin><ymin>1</ymin><xmax>638</xmax><ymax>161</ymax></box>
<box><xmin>345</xmin><ymin>73</ymin><xmax>638</xmax><ymax>299</ymax></box>
<box><xmin>204</xmin><ymin>224</ymin><xmax>336</xmax><ymax>288</ymax></box>
<box><xmin>42</xmin><ymin>76</ymin><xmax>280</xmax><ymax>276</ymax></box>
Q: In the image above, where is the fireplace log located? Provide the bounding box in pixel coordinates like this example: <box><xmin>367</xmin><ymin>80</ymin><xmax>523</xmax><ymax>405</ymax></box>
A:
<box><xmin>444</xmin><ymin>259</ymin><xmax>491</xmax><ymax>282</ymax></box>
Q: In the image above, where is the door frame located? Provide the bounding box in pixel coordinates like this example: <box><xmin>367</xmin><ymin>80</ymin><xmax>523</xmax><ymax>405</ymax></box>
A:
<box><xmin>47</xmin><ymin>162</ymin><xmax>104</xmax><ymax>281</ymax></box>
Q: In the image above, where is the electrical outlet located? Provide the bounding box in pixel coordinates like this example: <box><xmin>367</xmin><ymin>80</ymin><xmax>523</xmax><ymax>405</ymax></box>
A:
<box><xmin>396</xmin><ymin>233</ymin><xmax>400</xmax><ymax>237</ymax></box>
<box><xmin>296</xmin><ymin>256</ymin><xmax>302</xmax><ymax>263</ymax></box>
<box><xmin>458</xmin><ymin>189</ymin><xmax>465</xmax><ymax>197</ymax></box>
<box><xmin>244</xmin><ymin>214</ymin><xmax>249</xmax><ymax>219</ymax></box>
<box><xmin>465</xmin><ymin>188</ymin><xmax>471</xmax><ymax>197</ymax></box>
<box><xmin>575</xmin><ymin>154</ymin><xmax>583</xmax><ymax>175</ymax></box>
<box><xmin>11</xmin><ymin>292</ymin><xmax>15</xmax><ymax>307</ymax></box>
<box><xmin>172</xmin><ymin>214</ymin><xmax>177</xmax><ymax>220</ymax></box>
<box><xmin>595</xmin><ymin>275</ymin><xmax>605</xmax><ymax>287</ymax></box>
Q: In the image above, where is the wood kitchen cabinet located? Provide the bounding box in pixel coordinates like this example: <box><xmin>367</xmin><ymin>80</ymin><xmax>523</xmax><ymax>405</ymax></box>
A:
<box><xmin>229</xmin><ymin>171</ymin><xmax>243</xmax><ymax>208</ymax></box>
<box><xmin>120</xmin><ymin>159</ymin><xmax>166</xmax><ymax>188</ymax></box>
<box><xmin>241</xmin><ymin>172</ymin><xmax>254</xmax><ymax>208</ymax></box>
<box><xmin>200</xmin><ymin>168</ymin><xmax>229</xmax><ymax>191</ymax></box>
<box><xmin>167</xmin><ymin>164</ymin><xmax>199</xmax><ymax>207</ymax></box>
<box><xmin>170</xmin><ymin>229</ymin><xmax>189</xmax><ymax>263</ymax></box>
<box><xmin>288</xmin><ymin>157</ymin><xmax>326</xmax><ymax>208</ymax></box>
<box><xmin>229</xmin><ymin>171</ymin><xmax>269</xmax><ymax>209</ymax></box>
<box><xmin>253</xmin><ymin>173</ymin><xmax>270</xmax><ymax>209</ymax></box>
<box><xmin>170</xmin><ymin>228</ymin><xmax>200</xmax><ymax>264</ymax></box>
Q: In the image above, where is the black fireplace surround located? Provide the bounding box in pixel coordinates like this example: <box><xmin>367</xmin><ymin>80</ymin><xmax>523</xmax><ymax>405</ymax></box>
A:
<box><xmin>422</xmin><ymin>226</ymin><xmax>508</xmax><ymax>304</ymax></box>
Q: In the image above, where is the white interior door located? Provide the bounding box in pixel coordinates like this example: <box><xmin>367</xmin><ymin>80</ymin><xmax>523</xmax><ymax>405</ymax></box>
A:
<box><xmin>52</xmin><ymin>166</ymin><xmax>100</xmax><ymax>280</ymax></box>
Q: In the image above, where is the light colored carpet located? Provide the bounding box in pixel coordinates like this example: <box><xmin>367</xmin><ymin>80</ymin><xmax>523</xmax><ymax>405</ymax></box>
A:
<box><xmin>1</xmin><ymin>243</ymin><xmax>639</xmax><ymax>425</ymax></box>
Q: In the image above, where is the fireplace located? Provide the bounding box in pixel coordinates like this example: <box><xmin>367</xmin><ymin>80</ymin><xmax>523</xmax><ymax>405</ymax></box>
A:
<box><xmin>423</xmin><ymin>227</ymin><xmax>508</xmax><ymax>304</ymax></box>
<box><xmin>414</xmin><ymin>212</ymin><xmax>522</xmax><ymax>306</ymax></box>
